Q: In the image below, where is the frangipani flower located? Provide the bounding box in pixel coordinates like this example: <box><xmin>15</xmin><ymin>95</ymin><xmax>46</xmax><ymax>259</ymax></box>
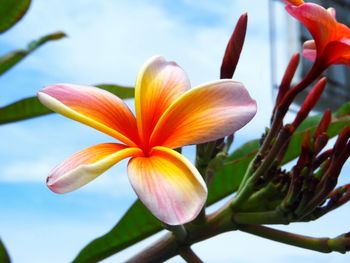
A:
<box><xmin>37</xmin><ymin>56</ymin><xmax>257</xmax><ymax>225</ymax></box>
<box><xmin>285</xmin><ymin>0</ymin><xmax>350</xmax><ymax>67</ymax></box>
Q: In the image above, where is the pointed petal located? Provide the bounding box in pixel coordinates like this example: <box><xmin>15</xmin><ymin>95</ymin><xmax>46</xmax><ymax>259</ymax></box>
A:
<box><xmin>286</xmin><ymin>3</ymin><xmax>336</xmax><ymax>52</ymax></box>
<box><xmin>135</xmin><ymin>56</ymin><xmax>190</xmax><ymax>145</ymax></box>
<box><xmin>47</xmin><ymin>143</ymin><xmax>142</xmax><ymax>194</ymax></box>
<box><xmin>38</xmin><ymin>84</ymin><xmax>140</xmax><ymax>147</ymax></box>
<box><xmin>150</xmin><ymin>80</ymin><xmax>257</xmax><ymax>149</ymax></box>
<box><xmin>127</xmin><ymin>146</ymin><xmax>207</xmax><ymax>225</ymax></box>
<box><xmin>327</xmin><ymin>7</ymin><xmax>336</xmax><ymax>18</ymax></box>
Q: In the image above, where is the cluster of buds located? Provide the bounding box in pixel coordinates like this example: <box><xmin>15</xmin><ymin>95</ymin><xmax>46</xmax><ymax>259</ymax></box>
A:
<box><xmin>230</xmin><ymin>0</ymin><xmax>350</xmax><ymax>228</ymax></box>
<box><xmin>280</xmin><ymin>114</ymin><xmax>350</xmax><ymax>222</ymax></box>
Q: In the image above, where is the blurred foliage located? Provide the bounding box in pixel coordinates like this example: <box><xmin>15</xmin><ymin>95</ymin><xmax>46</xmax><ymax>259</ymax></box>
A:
<box><xmin>0</xmin><ymin>239</ymin><xmax>10</xmax><ymax>263</ymax></box>
<box><xmin>0</xmin><ymin>1</ymin><xmax>67</xmax><ymax>126</ymax></box>
<box><xmin>0</xmin><ymin>31</ymin><xmax>66</xmax><ymax>76</ymax></box>
<box><xmin>0</xmin><ymin>0</ymin><xmax>31</xmax><ymax>33</ymax></box>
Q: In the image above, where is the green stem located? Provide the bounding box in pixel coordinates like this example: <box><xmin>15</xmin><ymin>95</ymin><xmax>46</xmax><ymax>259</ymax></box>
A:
<box><xmin>233</xmin><ymin>211</ymin><xmax>288</xmax><ymax>225</ymax></box>
<box><xmin>126</xmin><ymin>202</ymin><xmax>350</xmax><ymax>262</ymax></box>
<box><xmin>163</xmin><ymin>224</ymin><xmax>188</xmax><ymax>243</ymax></box>
<box><xmin>241</xmin><ymin>183</ymin><xmax>280</xmax><ymax>211</ymax></box>
<box><xmin>232</xmin><ymin>127</ymin><xmax>292</xmax><ymax>209</ymax></box>
<box><xmin>238</xmin><ymin>224</ymin><xmax>349</xmax><ymax>254</ymax></box>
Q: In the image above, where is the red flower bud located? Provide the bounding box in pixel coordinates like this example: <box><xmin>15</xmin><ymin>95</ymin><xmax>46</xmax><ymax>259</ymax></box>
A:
<box><xmin>314</xmin><ymin>109</ymin><xmax>332</xmax><ymax>139</ymax></box>
<box><xmin>292</xmin><ymin>77</ymin><xmax>327</xmax><ymax>128</ymax></box>
<box><xmin>276</xmin><ymin>53</ymin><xmax>300</xmax><ymax>107</ymax></box>
<box><xmin>220</xmin><ymin>13</ymin><xmax>247</xmax><ymax>79</ymax></box>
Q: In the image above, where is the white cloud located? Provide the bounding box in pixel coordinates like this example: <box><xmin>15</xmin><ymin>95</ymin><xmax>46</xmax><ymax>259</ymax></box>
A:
<box><xmin>1</xmin><ymin>158</ymin><xmax>54</xmax><ymax>182</ymax></box>
<box><xmin>0</xmin><ymin>149</ymin><xmax>135</xmax><ymax>198</ymax></box>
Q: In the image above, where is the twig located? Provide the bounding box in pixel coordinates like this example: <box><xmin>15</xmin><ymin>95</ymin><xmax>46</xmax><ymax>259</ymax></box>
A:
<box><xmin>238</xmin><ymin>224</ymin><xmax>350</xmax><ymax>254</ymax></box>
<box><xmin>179</xmin><ymin>247</ymin><xmax>204</xmax><ymax>263</ymax></box>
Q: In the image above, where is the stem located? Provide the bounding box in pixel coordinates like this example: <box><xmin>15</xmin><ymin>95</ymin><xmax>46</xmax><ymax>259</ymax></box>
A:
<box><xmin>126</xmin><ymin>202</ymin><xmax>349</xmax><ymax>262</ymax></box>
<box><xmin>194</xmin><ymin>144</ymin><xmax>209</xmax><ymax>224</ymax></box>
<box><xmin>241</xmin><ymin>183</ymin><xmax>280</xmax><ymax>211</ymax></box>
<box><xmin>238</xmin><ymin>224</ymin><xmax>349</xmax><ymax>254</ymax></box>
<box><xmin>125</xmin><ymin>233</ymin><xmax>177</xmax><ymax>263</ymax></box>
<box><xmin>163</xmin><ymin>224</ymin><xmax>188</xmax><ymax>243</ymax></box>
<box><xmin>260</xmin><ymin>66</ymin><xmax>321</xmax><ymax>156</ymax></box>
<box><xmin>233</xmin><ymin>211</ymin><xmax>288</xmax><ymax>225</ymax></box>
<box><xmin>232</xmin><ymin>127</ymin><xmax>292</xmax><ymax>209</ymax></box>
<box><xmin>179</xmin><ymin>247</ymin><xmax>204</xmax><ymax>263</ymax></box>
<box><xmin>126</xmin><ymin>205</ymin><xmax>234</xmax><ymax>262</ymax></box>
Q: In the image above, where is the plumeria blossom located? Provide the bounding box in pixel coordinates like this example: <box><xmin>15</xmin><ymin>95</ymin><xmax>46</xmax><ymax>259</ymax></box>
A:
<box><xmin>285</xmin><ymin>0</ymin><xmax>350</xmax><ymax>67</ymax></box>
<box><xmin>37</xmin><ymin>56</ymin><xmax>257</xmax><ymax>225</ymax></box>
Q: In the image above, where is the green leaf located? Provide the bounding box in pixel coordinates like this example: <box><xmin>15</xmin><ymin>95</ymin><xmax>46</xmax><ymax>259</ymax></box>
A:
<box><xmin>95</xmin><ymin>84</ymin><xmax>134</xmax><ymax>99</ymax></box>
<box><xmin>0</xmin><ymin>239</ymin><xmax>11</xmax><ymax>263</ymax></box>
<box><xmin>0</xmin><ymin>0</ymin><xmax>31</xmax><ymax>33</ymax></box>
<box><xmin>0</xmin><ymin>85</ymin><xmax>134</xmax><ymax>125</ymax></box>
<box><xmin>73</xmin><ymin>201</ymin><xmax>161</xmax><ymax>263</ymax></box>
<box><xmin>283</xmin><ymin>114</ymin><xmax>350</xmax><ymax>164</ymax></box>
<box><xmin>0</xmin><ymin>31</ymin><xmax>66</xmax><ymax>76</ymax></box>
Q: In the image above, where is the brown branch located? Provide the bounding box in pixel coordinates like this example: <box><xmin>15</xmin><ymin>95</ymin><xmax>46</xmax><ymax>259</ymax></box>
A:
<box><xmin>179</xmin><ymin>247</ymin><xmax>204</xmax><ymax>263</ymax></box>
<box><xmin>238</xmin><ymin>224</ymin><xmax>350</xmax><ymax>254</ymax></box>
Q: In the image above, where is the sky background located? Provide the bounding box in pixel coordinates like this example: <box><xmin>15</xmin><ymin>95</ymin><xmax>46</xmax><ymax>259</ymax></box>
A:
<box><xmin>0</xmin><ymin>0</ymin><xmax>349</xmax><ymax>262</ymax></box>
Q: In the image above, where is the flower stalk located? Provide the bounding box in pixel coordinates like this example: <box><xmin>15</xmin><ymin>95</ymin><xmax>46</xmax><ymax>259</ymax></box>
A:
<box><xmin>238</xmin><ymin>224</ymin><xmax>350</xmax><ymax>254</ymax></box>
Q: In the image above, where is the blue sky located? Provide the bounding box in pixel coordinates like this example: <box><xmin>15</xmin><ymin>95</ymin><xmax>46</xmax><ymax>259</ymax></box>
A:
<box><xmin>0</xmin><ymin>0</ymin><xmax>349</xmax><ymax>262</ymax></box>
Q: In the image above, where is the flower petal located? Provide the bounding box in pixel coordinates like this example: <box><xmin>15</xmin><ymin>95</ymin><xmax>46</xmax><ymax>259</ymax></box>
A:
<box><xmin>135</xmin><ymin>56</ymin><xmax>190</xmax><ymax>146</ymax></box>
<box><xmin>286</xmin><ymin>3</ymin><xmax>336</xmax><ymax>52</ymax></box>
<box><xmin>47</xmin><ymin>143</ymin><xmax>142</xmax><ymax>194</ymax></box>
<box><xmin>149</xmin><ymin>80</ymin><xmax>257</xmax><ymax>149</ymax></box>
<box><xmin>127</xmin><ymin>146</ymin><xmax>207</xmax><ymax>225</ymax></box>
<box><xmin>38</xmin><ymin>84</ymin><xmax>140</xmax><ymax>147</ymax></box>
<box><xmin>285</xmin><ymin>0</ymin><xmax>304</xmax><ymax>6</ymax></box>
<box><xmin>303</xmin><ymin>40</ymin><xmax>317</xmax><ymax>61</ymax></box>
<box><xmin>322</xmin><ymin>40</ymin><xmax>350</xmax><ymax>66</ymax></box>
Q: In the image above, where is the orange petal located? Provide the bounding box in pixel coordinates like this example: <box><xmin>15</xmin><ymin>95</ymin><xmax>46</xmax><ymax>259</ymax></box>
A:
<box><xmin>322</xmin><ymin>40</ymin><xmax>350</xmax><ymax>66</ymax></box>
<box><xmin>47</xmin><ymin>143</ymin><xmax>142</xmax><ymax>193</ymax></box>
<box><xmin>127</xmin><ymin>146</ymin><xmax>207</xmax><ymax>225</ymax></box>
<box><xmin>135</xmin><ymin>56</ymin><xmax>190</xmax><ymax>148</ymax></box>
<box><xmin>38</xmin><ymin>84</ymin><xmax>140</xmax><ymax>147</ymax></box>
<box><xmin>149</xmin><ymin>80</ymin><xmax>257</xmax><ymax>149</ymax></box>
<box><xmin>285</xmin><ymin>0</ymin><xmax>304</xmax><ymax>6</ymax></box>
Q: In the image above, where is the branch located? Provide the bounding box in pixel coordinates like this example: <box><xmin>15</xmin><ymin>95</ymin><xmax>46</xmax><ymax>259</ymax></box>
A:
<box><xmin>125</xmin><ymin>200</ymin><xmax>350</xmax><ymax>262</ymax></box>
<box><xmin>238</xmin><ymin>224</ymin><xmax>350</xmax><ymax>254</ymax></box>
<box><xmin>125</xmin><ymin>206</ymin><xmax>234</xmax><ymax>262</ymax></box>
<box><xmin>179</xmin><ymin>247</ymin><xmax>204</xmax><ymax>263</ymax></box>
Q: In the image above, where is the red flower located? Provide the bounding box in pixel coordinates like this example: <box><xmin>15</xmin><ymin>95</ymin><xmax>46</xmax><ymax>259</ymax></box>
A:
<box><xmin>285</xmin><ymin>0</ymin><xmax>350</xmax><ymax>67</ymax></box>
